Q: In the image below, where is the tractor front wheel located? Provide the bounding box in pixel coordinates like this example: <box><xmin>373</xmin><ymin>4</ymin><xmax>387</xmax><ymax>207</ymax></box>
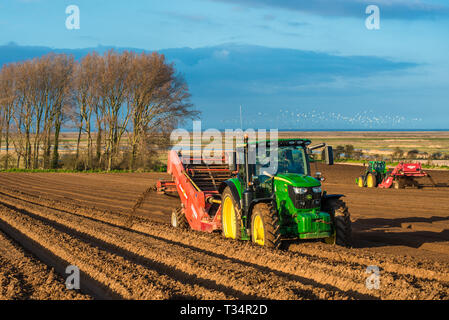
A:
<box><xmin>323</xmin><ymin>200</ymin><xmax>352</xmax><ymax>247</ymax></box>
<box><xmin>251</xmin><ymin>203</ymin><xmax>281</xmax><ymax>249</ymax></box>
<box><xmin>221</xmin><ymin>187</ymin><xmax>242</xmax><ymax>240</ymax></box>
<box><xmin>357</xmin><ymin>176</ymin><xmax>365</xmax><ymax>187</ymax></box>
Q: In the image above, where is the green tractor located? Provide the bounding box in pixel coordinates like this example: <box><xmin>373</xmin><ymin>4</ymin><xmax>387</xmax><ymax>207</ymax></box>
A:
<box><xmin>355</xmin><ymin>161</ymin><xmax>387</xmax><ymax>188</ymax></box>
<box><xmin>219</xmin><ymin>137</ymin><xmax>352</xmax><ymax>249</ymax></box>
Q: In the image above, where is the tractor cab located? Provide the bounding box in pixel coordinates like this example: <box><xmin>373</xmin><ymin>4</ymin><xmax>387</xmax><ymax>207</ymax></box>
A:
<box><xmin>232</xmin><ymin>139</ymin><xmax>332</xmax><ymax>188</ymax></box>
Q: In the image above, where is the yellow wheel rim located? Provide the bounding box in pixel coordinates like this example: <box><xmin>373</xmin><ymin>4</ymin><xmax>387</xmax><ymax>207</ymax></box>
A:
<box><xmin>223</xmin><ymin>196</ymin><xmax>236</xmax><ymax>239</ymax></box>
<box><xmin>358</xmin><ymin>178</ymin><xmax>364</xmax><ymax>187</ymax></box>
<box><xmin>253</xmin><ymin>215</ymin><xmax>265</xmax><ymax>246</ymax></box>
<box><xmin>367</xmin><ymin>175</ymin><xmax>374</xmax><ymax>188</ymax></box>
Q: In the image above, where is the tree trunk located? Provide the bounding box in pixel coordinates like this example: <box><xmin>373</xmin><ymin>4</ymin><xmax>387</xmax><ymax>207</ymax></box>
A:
<box><xmin>75</xmin><ymin>124</ymin><xmax>83</xmax><ymax>169</ymax></box>
<box><xmin>25</xmin><ymin>128</ymin><xmax>31</xmax><ymax>169</ymax></box>
<box><xmin>4</xmin><ymin>123</ymin><xmax>9</xmax><ymax>170</ymax></box>
<box><xmin>130</xmin><ymin>142</ymin><xmax>138</xmax><ymax>171</ymax></box>
<box><xmin>95</xmin><ymin>122</ymin><xmax>102</xmax><ymax>168</ymax></box>
<box><xmin>43</xmin><ymin>127</ymin><xmax>52</xmax><ymax>169</ymax></box>
<box><xmin>86</xmin><ymin>120</ymin><xmax>92</xmax><ymax>169</ymax></box>
<box><xmin>51</xmin><ymin>110</ymin><xmax>62</xmax><ymax>169</ymax></box>
<box><xmin>51</xmin><ymin>122</ymin><xmax>61</xmax><ymax>169</ymax></box>
<box><xmin>33</xmin><ymin>121</ymin><xmax>41</xmax><ymax>169</ymax></box>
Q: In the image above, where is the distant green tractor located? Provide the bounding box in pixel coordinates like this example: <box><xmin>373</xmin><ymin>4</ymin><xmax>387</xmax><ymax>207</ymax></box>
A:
<box><xmin>356</xmin><ymin>161</ymin><xmax>388</xmax><ymax>188</ymax></box>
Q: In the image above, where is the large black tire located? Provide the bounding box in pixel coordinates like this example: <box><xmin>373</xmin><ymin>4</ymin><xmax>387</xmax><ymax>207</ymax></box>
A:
<box><xmin>171</xmin><ymin>207</ymin><xmax>188</xmax><ymax>229</ymax></box>
<box><xmin>323</xmin><ymin>199</ymin><xmax>352</xmax><ymax>247</ymax></box>
<box><xmin>221</xmin><ymin>187</ymin><xmax>242</xmax><ymax>240</ymax></box>
<box><xmin>251</xmin><ymin>203</ymin><xmax>281</xmax><ymax>249</ymax></box>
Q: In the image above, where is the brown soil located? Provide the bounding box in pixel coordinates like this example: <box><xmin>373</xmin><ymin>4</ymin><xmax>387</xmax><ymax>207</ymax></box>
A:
<box><xmin>0</xmin><ymin>230</ymin><xmax>90</xmax><ymax>300</ymax></box>
<box><xmin>315</xmin><ymin>163</ymin><xmax>449</xmax><ymax>260</ymax></box>
<box><xmin>0</xmin><ymin>165</ymin><xmax>448</xmax><ymax>300</ymax></box>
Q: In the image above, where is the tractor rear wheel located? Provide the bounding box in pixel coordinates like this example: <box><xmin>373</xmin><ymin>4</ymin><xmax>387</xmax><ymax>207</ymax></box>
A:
<box><xmin>221</xmin><ymin>187</ymin><xmax>242</xmax><ymax>240</ymax></box>
<box><xmin>251</xmin><ymin>203</ymin><xmax>281</xmax><ymax>249</ymax></box>
<box><xmin>366</xmin><ymin>173</ymin><xmax>377</xmax><ymax>188</ymax></box>
<box><xmin>171</xmin><ymin>207</ymin><xmax>188</xmax><ymax>229</ymax></box>
<box><xmin>323</xmin><ymin>199</ymin><xmax>352</xmax><ymax>247</ymax></box>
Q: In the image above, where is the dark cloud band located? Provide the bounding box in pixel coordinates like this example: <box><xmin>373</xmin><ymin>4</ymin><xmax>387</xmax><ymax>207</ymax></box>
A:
<box><xmin>210</xmin><ymin>0</ymin><xmax>449</xmax><ymax>20</ymax></box>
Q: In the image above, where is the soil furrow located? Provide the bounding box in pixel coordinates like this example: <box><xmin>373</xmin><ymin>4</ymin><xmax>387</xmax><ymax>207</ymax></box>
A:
<box><xmin>2</xmin><ymin>187</ymin><xmax>445</xmax><ymax>299</ymax></box>
<box><xmin>0</xmin><ymin>192</ymin><xmax>344</xmax><ymax>300</ymax></box>
<box><xmin>0</xmin><ymin>204</ymin><xmax>225</xmax><ymax>300</ymax></box>
<box><xmin>0</xmin><ymin>182</ymin><xmax>174</xmax><ymax>218</ymax></box>
<box><xmin>0</xmin><ymin>220</ymin><xmax>110</xmax><ymax>300</ymax></box>
<box><xmin>0</xmin><ymin>230</ymin><xmax>90</xmax><ymax>300</ymax></box>
<box><xmin>0</xmin><ymin>164</ymin><xmax>448</xmax><ymax>300</ymax></box>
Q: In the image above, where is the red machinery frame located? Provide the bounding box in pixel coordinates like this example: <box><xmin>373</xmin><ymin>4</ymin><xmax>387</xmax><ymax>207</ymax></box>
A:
<box><xmin>157</xmin><ymin>150</ymin><xmax>232</xmax><ymax>232</ymax></box>
<box><xmin>378</xmin><ymin>162</ymin><xmax>429</xmax><ymax>188</ymax></box>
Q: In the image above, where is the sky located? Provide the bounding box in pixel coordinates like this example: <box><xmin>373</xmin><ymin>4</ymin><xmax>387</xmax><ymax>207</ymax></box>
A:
<box><xmin>0</xmin><ymin>0</ymin><xmax>448</xmax><ymax>129</ymax></box>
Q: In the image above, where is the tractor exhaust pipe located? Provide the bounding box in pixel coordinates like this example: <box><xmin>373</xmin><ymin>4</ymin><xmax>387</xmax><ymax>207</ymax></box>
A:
<box><xmin>243</xmin><ymin>134</ymin><xmax>254</xmax><ymax>214</ymax></box>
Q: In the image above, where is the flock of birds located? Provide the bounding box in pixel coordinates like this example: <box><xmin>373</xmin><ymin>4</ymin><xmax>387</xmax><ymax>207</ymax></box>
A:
<box><xmin>219</xmin><ymin>109</ymin><xmax>423</xmax><ymax>129</ymax></box>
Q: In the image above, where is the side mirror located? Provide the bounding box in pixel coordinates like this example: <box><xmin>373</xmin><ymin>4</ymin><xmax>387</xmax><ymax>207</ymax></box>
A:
<box><xmin>227</xmin><ymin>152</ymin><xmax>237</xmax><ymax>171</ymax></box>
<box><xmin>325</xmin><ymin>146</ymin><xmax>334</xmax><ymax>165</ymax></box>
<box><xmin>315</xmin><ymin>172</ymin><xmax>325</xmax><ymax>181</ymax></box>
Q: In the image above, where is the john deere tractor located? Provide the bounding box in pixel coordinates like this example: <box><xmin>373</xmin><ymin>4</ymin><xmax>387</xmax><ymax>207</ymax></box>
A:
<box><xmin>219</xmin><ymin>137</ymin><xmax>352</xmax><ymax>249</ymax></box>
<box><xmin>356</xmin><ymin>161</ymin><xmax>388</xmax><ymax>188</ymax></box>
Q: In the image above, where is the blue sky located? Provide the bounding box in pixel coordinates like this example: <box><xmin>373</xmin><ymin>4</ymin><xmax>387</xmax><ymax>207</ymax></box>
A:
<box><xmin>0</xmin><ymin>0</ymin><xmax>448</xmax><ymax>129</ymax></box>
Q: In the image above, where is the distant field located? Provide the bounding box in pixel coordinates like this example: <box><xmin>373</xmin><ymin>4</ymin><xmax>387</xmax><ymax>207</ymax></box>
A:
<box><xmin>173</xmin><ymin>130</ymin><xmax>449</xmax><ymax>155</ymax></box>
<box><xmin>277</xmin><ymin>131</ymin><xmax>449</xmax><ymax>155</ymax></box>
<box><xmin>3</xmin><ymin>131</ymin><xmax>449</xmax><ymax>169</ymax></box>
<box><xmin>161</xmin><ymin>130</ymin><xmax>449</xmax><ymax>169</ymax></box>
<box><xmin>3</xmin><ymin>130</ymin><xmax>447</xmax><ymax>154</ymax></box>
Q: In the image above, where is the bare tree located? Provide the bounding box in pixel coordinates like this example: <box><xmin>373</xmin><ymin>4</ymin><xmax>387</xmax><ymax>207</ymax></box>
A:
<box><xmin>99</xmin><ymin>50</ymin><xmax>132</xmax><ymax>171</ymax></box>
<box><xmin>0</xmin><ymin>64</ymin><xmax>16</xmax><ymax>169</ymax></box>
<box><xmin>72</xmin><ymin>52</ymin><xmax>101</xmax><ymax>169</ymax></box>
<box><xmin>0</xmin><ymin>50</ymin><xmax>196</xmax><ymax>171</ymax></box>
<box><xmin>11</xmin><ymin>61</ymin><xmax>36</xmax><ymax>168</ymax></box>
<box><xmin>127</xmin><ymin>52</ymin><xmax>198</xmax><ymax>170</ymax></box>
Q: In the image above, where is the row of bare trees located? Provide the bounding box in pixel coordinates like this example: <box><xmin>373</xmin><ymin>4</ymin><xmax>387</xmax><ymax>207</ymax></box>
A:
<box><xmin>0</xmin><ymin>50</ymin><xmax>197</xmax><ymax>171</ymax></box>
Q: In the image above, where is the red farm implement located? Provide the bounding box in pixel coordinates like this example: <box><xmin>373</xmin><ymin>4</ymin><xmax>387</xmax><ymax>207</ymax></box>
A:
<box><xmin>157</xmin><ymin>150</ymin><xmax>233</xmax><ymax>232</ymax></box>
<box><xmin>378</xmin><ymin>162</ymin><xmax>435</xmax><ymax>189</ymax></box>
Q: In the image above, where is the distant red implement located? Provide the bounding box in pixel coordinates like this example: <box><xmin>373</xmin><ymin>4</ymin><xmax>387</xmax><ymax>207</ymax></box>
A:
<box><xmin>378</xmin><ymin>162</ymin><xmax>434</xmax><ymax>189</ymax></box>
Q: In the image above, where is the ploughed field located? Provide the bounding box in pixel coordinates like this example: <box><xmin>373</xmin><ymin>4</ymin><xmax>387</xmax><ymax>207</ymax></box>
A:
<box><xmin>0</xmin><ymin>164</ymin><xmax>448</xmax><ymax>300</ymax></box>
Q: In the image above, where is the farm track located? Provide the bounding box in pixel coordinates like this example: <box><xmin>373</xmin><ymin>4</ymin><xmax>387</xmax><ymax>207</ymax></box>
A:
<box><xmin>0</xmin><ymin>165</ymin><xmax>449</xmax><ymax>299</ymax></box>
